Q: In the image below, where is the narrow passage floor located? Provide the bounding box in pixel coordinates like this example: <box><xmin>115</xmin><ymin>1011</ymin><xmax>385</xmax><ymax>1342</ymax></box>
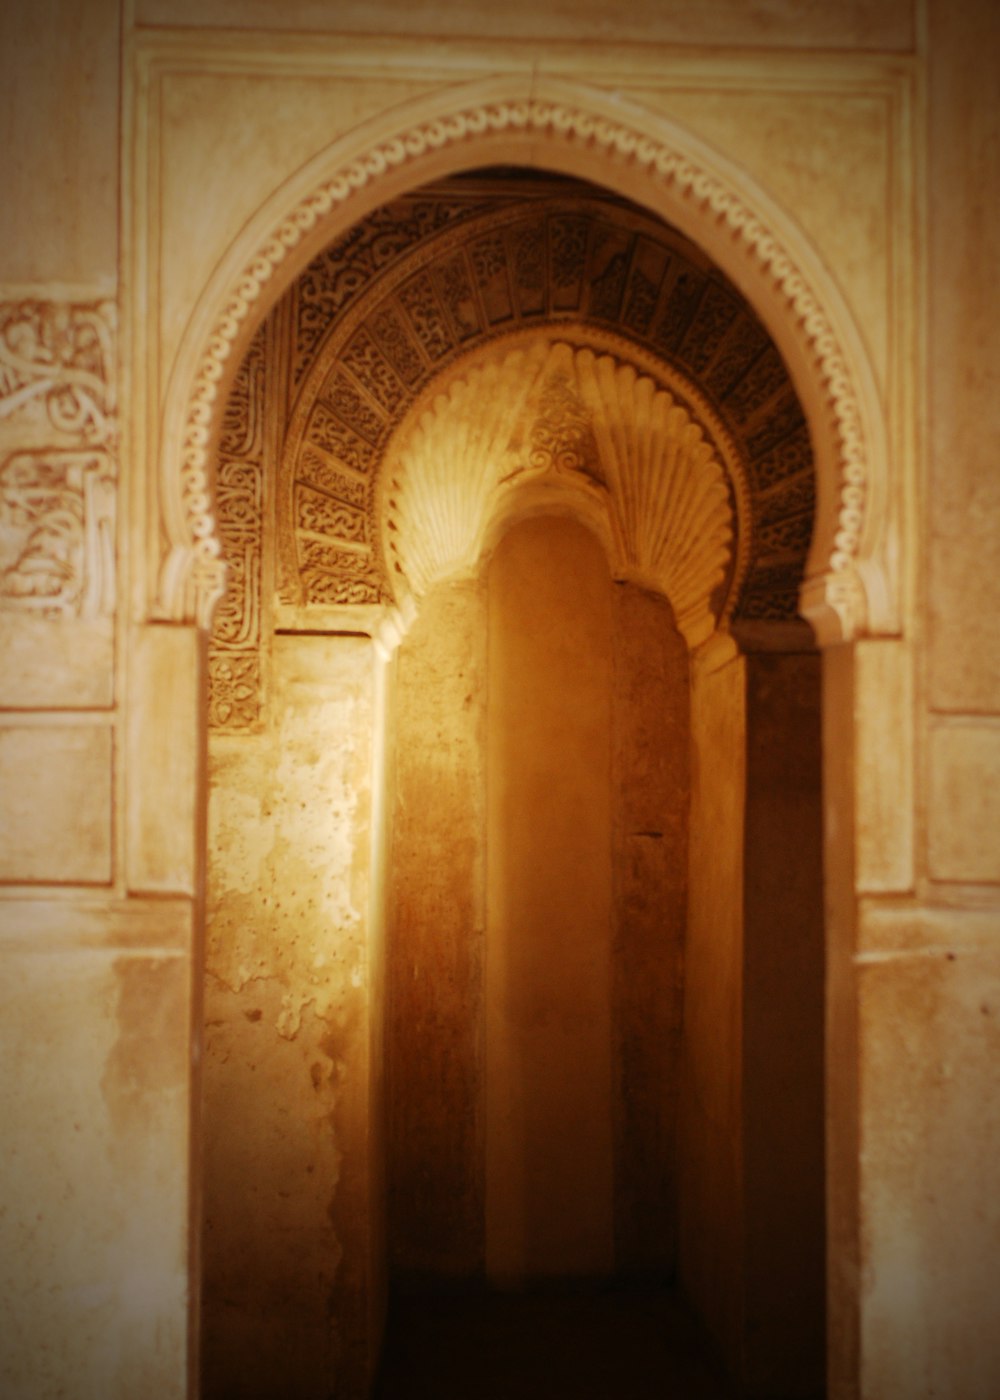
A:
<box><xmin>373</xmin><ymin>1284</ymin><xmax>737</xmax><ymax>1399</ymax></box>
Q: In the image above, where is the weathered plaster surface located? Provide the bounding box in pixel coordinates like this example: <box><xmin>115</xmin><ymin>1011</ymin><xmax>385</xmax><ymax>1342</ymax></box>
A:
<box><xmin>859</xmin><ymin>920</ymin><xmax>1000</xmax><ymax>1399</ymax></box>
<box><xmin>927</xmin><ymin>0</ymin><xmax>1000</xmax><ymax>714</ymax></box>
<box><xmin>203</xmin><ymin>634</ymin><xmax>379</xmax><ymax>1399</ymax></box>
<box><xmin>485</xmin><ymin>516</ymin><xmax>616</xmax><ymax>1281</ymax></box>
<box><xmin>678</xmin><ymin>650</ymin><xmax>746</xmax><ymax>1372</ymax></box>
<box><xmin>387</xmin><ymin>580</ymin><xmax>488</xmax><ymax>1279</ymax></box>
<box><xmin>743</xmin><ymin>651</ymin><xmax>825</xmax><ymax>1396</ymax></box>
<box><xmin>611</xmin><ymin>582</ymin><xmax>688</xmax><ymax>1277</ymax></box>
<box><xmin>0</xmin><ymin>943</ymin><xmax>189</xmax><ymax>1399</ymax></box>
<box><xmin>0</xmin><ymin>0</ymin><xmax>119</xmax><ymax>287</ymax></box>
<box><xmin>0</xmin><ymin>723</ymin><xmax>112</xmax><ymax>884</ymax></box>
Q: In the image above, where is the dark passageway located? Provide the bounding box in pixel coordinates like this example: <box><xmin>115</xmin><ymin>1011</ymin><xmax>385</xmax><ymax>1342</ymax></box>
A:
<box><xmin>373</xmin><ymin>1285</ymin><xmax>737</xmax><ymax>1399</ymax></box>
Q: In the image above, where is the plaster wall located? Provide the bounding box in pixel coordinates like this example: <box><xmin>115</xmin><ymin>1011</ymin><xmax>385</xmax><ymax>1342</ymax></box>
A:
<box><xmin>610</xmin><ymin>583</ymin><xmax>689</xmax><ymax>1277</ymax></box>
<box><xmin>677</xmin><ymin>649</ymin><xmax>746</xmax><ymax>1372</ymax></box>
<box><xmin>386</xmin><ymin>580</ymin><xmax>488</xmax><ymax>1281</ymax></box>
<box><xmin>485</xmin><ymin>516</ymin><xmax>616</xmax><ymax>1281</ymax></box>
<box><xmin>743</xmin><ymin>651</ymin><xmax>825</xmax><ymax>1397</ymax></box>
<box><xmin>0</xmin><ymin>913</ymin><xmax>191</xmax><ymax>1400</ymax></box>
<box><xmin>387</xmin><ymin>521</ymin><xmax>689</xmax><ymax>1291</ymax></box>
<box><xmin>202</xmin><ymin>634</ymin><xmax>383</xmax><ymax>1399</ymax></box>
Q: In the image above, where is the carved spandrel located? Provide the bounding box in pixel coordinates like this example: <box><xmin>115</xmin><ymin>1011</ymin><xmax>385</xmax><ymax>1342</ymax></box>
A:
<box><xmin>737</xmin><ymin>561</ymin><xmax>803</xmax><ymax>621</ymax></box>
<box><xmin>434</xmin><ymin>253</ymin><xmax>481</xmax><ymax>342</ymax></box>
<box><xmin>319</xmin><ymin>371</ymin><xmax>388</xmax><ymax>445</ymax></box>
<box><xmin>469</xmin><ymin>233</ymin><xmax>514</xmax><ymax>324</ymax></box>
<box><xmin>758</xmin><ymin>472</ymin><xmax>816</xmax><ymax>526</ymax></box>
<box><xmin>0</xmin><ymin>451</ymin><xmax>114</xmax><ymax>617</ymax></box>
<box><xmin>219</xmin><ymin>331</ymin><xmax>264</xmax><ymax>459</ymax></box>
<box><xmin>211</xmin><ymin>548</ymin><xmax>259</xmax><ymax>650</ymax></box>
<box><xmin>586</xmin><ymin>225</ymin><xmax>633</xmax><ymax>323</ymax></box>
<box><xmin>725</xmin><ymin>345</ymin><xmax>790</xmax><ymax>425</ymax></box>
<box><xmin>746</xmin><ymin>397</ymin><xmax>807</xmax><ymax>460</ymax></box>
<box><xmin>510</xmin><ymin>220</ymin><xmax>547</xmax><ymax>316</ymax></box>
<box><xmin>757</xmin><ymin>512</ymin><xmax>814</xmax><ymax>559</ymax></box>
<box><xmin>549</xmin><ymin>215</ymin><xmax>589</xmax><ymax>307</ymax></box>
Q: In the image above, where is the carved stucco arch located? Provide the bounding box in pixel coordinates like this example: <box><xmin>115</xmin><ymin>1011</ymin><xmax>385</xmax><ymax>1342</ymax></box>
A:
<box><xmin>375</xmin><ymin>331</ymin><xmax>743</xmax><ymax>652</ymax></box>
<box><xmin>160</xmin><ymin>74</ymin><xmax>890</xmax><ymax>646</ymax></box>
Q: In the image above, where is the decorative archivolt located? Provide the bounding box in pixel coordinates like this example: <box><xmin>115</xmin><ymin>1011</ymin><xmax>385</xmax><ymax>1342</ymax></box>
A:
<box><xmin>384</xmin><ymin>340</ymin><xmax>736</xmax><ymax>648</ymax></box>
<box><xmin>167</xmin><ymin>81</ymin><xmax>884</xmax><ymax>643</ymax></box>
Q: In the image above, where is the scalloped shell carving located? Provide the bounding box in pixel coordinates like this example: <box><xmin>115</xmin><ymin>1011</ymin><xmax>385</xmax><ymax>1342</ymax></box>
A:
<box><xmin>574</xmin><ymin>349</ymin><xmax>731</xmax><ymax>646</ymax></box>
<box><xmin>386</xmin><ymin>341</ymin><xmax>553</xmax><ymax>595</ymax></box>
<box><xmin>384</xmin><ymin>340</ymin><xmax>734</xmax><ymax>647</ymax></box>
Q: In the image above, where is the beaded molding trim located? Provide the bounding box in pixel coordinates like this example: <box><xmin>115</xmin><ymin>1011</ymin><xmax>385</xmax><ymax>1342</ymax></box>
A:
<box><xmin>167</xmin><ymin>95</ymin><xmax>870</xmax><ymax>637</ymax></box>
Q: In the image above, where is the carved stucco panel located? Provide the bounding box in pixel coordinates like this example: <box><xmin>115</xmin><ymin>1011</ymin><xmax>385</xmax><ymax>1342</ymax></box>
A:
<box><xmin>383</xmin><ymin>337</ymin><xmax>739</xmax><ymax>649</ymax></box>
<box><xmin>208</xmin><ymin>323</ymin><xmax>266</xmax><ymax>731</ymax></box>
<box><xmin>0</xmin><ymin>300</ymin><xmax>117</xmax><ymax>621</ymax></box>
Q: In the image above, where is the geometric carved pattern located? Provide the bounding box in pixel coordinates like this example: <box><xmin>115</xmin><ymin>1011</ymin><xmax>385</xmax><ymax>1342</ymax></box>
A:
<box><xmin>275</xmin><ymin>181</ymin><xmax>802</xmax><ymax>624</ymax></box>
<box><xmin>175</xmin><ymin>93</ymin><xmax>875</xmax><ymax>642</ymax></box>
<box><xmin>209</xmin><ymin>324</ymin><xmax>265</xmax><ymax>729</ymax></box>
<box><xmin>0</xmin><ymin>298</ymin><xmax>117</xmax><ymax>619</ymax></box>
<box><xmin>385</xmin><ymin>337</ymin><xmax>736</xmax><ymax>647</ymax></box>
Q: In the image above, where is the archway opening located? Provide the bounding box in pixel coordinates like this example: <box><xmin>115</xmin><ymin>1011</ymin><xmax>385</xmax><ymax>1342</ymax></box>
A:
<box><xmin>199</xmin><ymin>165</ymin><xmax>826</xmax><ymax>1400</ymax></box>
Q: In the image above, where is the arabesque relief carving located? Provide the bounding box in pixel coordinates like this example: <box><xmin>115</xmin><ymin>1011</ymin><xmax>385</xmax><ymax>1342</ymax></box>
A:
<box><xmin>208</xmin><ymin>324</ymin><xmax>265</xmax><ymax>730</ymax></box>
<box><xmin>169</xmin><ymin>92</ymin><xmax>878</xmax><ymax>643</ymax></box>
<box><xmin>0</xmin><ymin>299</ymin><xmax>117</xmax><ymax>619</ymax></box>
<box><xmin>0</xmin><ymin>451</ymin><xmax>115</xmax><ymax>616</ymax></box>
<box><xmin>0</xmin><ymin>300</ymin><xmax>116</xmax><ymax>446</ymax></box>
<box><xmin>275</xmin><ymin>185</ymin><xmax>800</xmax><ymax>619</ymax></box>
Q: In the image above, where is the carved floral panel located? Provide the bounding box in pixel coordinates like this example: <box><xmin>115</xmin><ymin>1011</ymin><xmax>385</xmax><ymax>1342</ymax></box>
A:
<box><xmin>0</xmin><ymin>299</ymin><xmax>117</xmax><ymax>621</ymax></box>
